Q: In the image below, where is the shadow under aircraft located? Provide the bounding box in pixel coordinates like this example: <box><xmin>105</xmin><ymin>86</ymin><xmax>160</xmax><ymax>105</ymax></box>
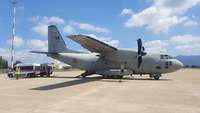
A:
<box><xmin>31</xmin><ymin>74</ymin><xmax>172</xmax><ymax>91</ymax></box>
<box><xmin>31</xmin><ymin>77</ymin><xmax>100</xmax><ymax>91</ymax></box>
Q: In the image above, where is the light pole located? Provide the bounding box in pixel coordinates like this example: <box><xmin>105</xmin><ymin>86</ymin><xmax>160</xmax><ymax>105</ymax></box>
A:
<box><xmin>11</xmin><ymin>0</ymin><xmax>17</xmax><ymax>69</ymax></box>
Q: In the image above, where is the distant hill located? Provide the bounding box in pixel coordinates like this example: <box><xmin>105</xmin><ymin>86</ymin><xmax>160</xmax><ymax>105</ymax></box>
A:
<box><xmin>176</xmin><ymin>55</ymin><xmax>200</xmax><ymax>66</ymax></box>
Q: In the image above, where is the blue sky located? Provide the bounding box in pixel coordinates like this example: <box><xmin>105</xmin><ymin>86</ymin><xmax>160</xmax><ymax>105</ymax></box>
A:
<box><xmin>0</xmin><ymin>0</ymin><xmax>200</xmax><ymax>64</ymax></box>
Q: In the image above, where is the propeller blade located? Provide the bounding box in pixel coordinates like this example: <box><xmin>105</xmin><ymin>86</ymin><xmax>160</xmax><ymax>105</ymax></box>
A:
<box><xmin>137</xmin><ymin>56</ymin><xmax>142</xmax><ymax>68</ymax></box>
<box><xmin>137</xmin><ymin>38</ymin><xmax>142</xmax><ymax>55</ymax></box>
<box><xmin>137</xmin><ymin>38</ymin><xmax>145</xmax><ymax>68</ymax></box>
<box><xmin>142</xmin><ymin>47</ymin><xmax>145</xmax><ymax>51</ymax></box>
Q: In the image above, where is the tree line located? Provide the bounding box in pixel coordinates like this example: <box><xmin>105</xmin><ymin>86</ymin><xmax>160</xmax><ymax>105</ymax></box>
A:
<box><xmin>0</xmin><ymin>57</ymin><xmax>8</xmax><ymax>69</ymax></box>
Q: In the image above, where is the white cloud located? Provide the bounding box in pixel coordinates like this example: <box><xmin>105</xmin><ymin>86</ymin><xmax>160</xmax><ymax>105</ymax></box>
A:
<box><xmin>69</xmin><ymin>21</ymin><xmax>111</xmax><ymax>33</ymax></box>
<box><xmin>27</xmin><ymin>39</ymin><xmax>48</xmax><ymax>51</ymax></box>
<box><xmin>174</xmin><ymin>43</ymin><xmax>200</xmax><ymax>55</ymax></box>
<box><xmin>7</xmin><ymin>36</ymin><xmax>24</xmax><ymax>47</ymax></box>
<box><xmin>142</xmin><ymin>34</ymin><xmax>200</xmax><ymax>55</ymax></box>
<box><xmin>31</xmin><ymin>16</ymin><xmax>65</xmax><ymax>25</ymax></box>
<box><xmin>170</xmin><ymin>34</ymin><xmax>200</xmax><ymax>44</ymax></box>
<box><xmin>144</xmin><ymin>40</ymin><xmax>169</xmax><ymax>53</ymax></box>
<box><xmin>14</xmin><ymin>50</ymin><xmax>51</xmax><ymax>63</ymax></box>
<box><xmin>42</xmin><ymin>16</ymin><xmax>65</xmax><ymax>25</ymax></box>
<box><xmin>2</xmin><ymin>38</ymin><xmax>53</xmax><ymax>65</ymax></box>
<box><xmin>98</xmin><ymin>37</ymin><xmax>119</xmax><ymax>47</ymax></box>
<box><xmin>63</xmin><ymin>25</ymin><xmax>76</xmax><ymax>34</ymax></box>
<box><xmin>169</xmin><ymin>35</ymin><xmax>200</xmax><ymax>55</ymax></box>
<box><xmin>0</xmin><ymin>48</ymin><xmax>9</xmax><ymax>59</ymax></box>
<box><xmin>30</xmin><ymin>16</ymin><xmax>111</xmax><ymax>35</ymax></box>
<box><xmin>121</xmin><ymin>8</ymin><xmax>134</xmax><ymax>15</ymax></box>
<box><xmin>183</xmin><ymin>20</ymin><xmax>198</xmax><ymax>27</ymax></box>
<box><xmin>31</xmin><ymin>16</ymin><xmax>65</xmax><ymax>36</ymax></box>
<box><xmin>18</xmin><ymin>6</ymin><xmax>25</xmax><ymax>10</ymax></box>
<box><xmin>0</xmin><ymin>47</ymin><xmax>51</xmax><ymax>66</ymax></box>
<box><xmin>32</xmin><ymin>23</ymin><xmax>48</xmax><ymax>36</ymax></box>
<box><xmin>0</xmin><ymin>48</ymin><xmax>6</xmax><ymax>52</ymax></box>
<box><xmin>30</xmin><ymin>16</ymin><xmax>40</xmax><ymax>23</ymax></box>
<box><xmin>87</xmin><ymin>34</ymin><xmax>119</xmax><ymax>47</ymax></box>
<box><xmin>175</xmin><ymin>44</ymin><xmax>200</xmax><ymax>50</ymax></box>
<box><xmin>122</xmin><ymin>0</ymin><xmax>200</xmax><ymax>33</ymax></box>
<box><xmin>155</xmin><ymin>0</ymin><xmax>200</xmax><ymax>14</ymax></box>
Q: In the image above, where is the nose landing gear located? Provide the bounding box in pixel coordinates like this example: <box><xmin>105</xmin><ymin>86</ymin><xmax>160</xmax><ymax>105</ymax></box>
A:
<box><xmin>150</xmin><ymin>73</ymin><xmax>161</xmax><ymax>80</ymax></box>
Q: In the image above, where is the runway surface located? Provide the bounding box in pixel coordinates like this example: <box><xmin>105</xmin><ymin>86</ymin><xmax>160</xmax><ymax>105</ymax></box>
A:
<box><xmin>0</xmin><ymin>69</ymin><xmax>200</xmax><ymax>113</ymax></box>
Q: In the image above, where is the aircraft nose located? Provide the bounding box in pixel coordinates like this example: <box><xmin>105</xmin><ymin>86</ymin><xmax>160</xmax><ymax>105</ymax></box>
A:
<box><xmin>174</xmin><ymin>60</ymin><xmax>184</xmax><ymax>70</ymax></box>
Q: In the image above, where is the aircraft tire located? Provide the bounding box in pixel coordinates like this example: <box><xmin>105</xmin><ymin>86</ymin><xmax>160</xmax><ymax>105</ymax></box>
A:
<box><xmin>40</xmin><ymin>74</ymin><xmax>44</xmax><ymax>77</ymax></box>
<box><xmin>149</xmin><ymin>74</ymin><xmax>154</xmax><ymax>78</ymax></box>
<box><xmin>153</xmin><ymin>74</ymin><xmax>161</xmax><ymax>80</ymax></box>
<box><xmin>103</xmin><ymin>75</ymin><xmax>123</xmax><ymax>79</ymax></box>
<box><xmin>113</xmin><ymin>75</ymin><xmax>118</xmax><ymax>79</ymax></box>
<box><xmin>81</xmin><ymin>75</ymin><xmax>86</xmax><ymax>78</ymax></box>
<box><xmin>118</xmin><ymin>75</ymin><xmax>123</xmax><ymax>79</ymax></box>
<box><xmin>103</xmin><ymin>75</ymin><xmax>110</xmax><ymax>79</ymax></box>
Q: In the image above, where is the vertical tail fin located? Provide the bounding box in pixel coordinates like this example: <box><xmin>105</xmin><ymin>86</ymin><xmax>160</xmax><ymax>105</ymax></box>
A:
<box><xmin>48</xmin><ymin>25</ymin><xmax>68</xmax><ymax>53</ymax></box>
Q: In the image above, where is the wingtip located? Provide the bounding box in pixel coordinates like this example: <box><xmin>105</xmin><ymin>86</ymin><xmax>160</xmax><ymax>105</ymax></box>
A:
<box><xmin>67</xmin><ymin>35</ymin><xmax>77</xmax><ymax>39</ymax></box>
<box><xmin>67</xmin><ymin>34</ymin><xmax>86</xmax><ymax>39</ymax></box>
<box><xmin>29</xmin><ymin>51</ymin><xmax>36</xmax><ymax>53</ymax></box>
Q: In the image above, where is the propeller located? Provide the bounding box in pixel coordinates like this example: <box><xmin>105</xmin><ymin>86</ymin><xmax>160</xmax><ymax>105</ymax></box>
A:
<box><xmin>137</xmin><ymin>38</ymin><xmax>146</xmax><ymax>68</ymax></box>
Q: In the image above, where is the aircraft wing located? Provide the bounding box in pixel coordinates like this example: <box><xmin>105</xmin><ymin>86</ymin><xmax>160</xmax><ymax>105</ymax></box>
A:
<box><xmin>68</xmin><ymin>35</ymin><xmax>117</xmax><ymax>54</ymax></box>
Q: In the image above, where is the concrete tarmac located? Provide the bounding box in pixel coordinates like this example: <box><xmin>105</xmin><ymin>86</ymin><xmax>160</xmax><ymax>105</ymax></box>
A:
<box><xmin>0</xmin><ymin>69</ymin><xmax>200</xmax><ymax>113</ymax></box>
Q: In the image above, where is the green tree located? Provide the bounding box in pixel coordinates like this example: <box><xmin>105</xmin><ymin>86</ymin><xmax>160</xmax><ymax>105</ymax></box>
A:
<box><xmin>0</xmin><ymin>57</ymin><xmax>8</xmax><ymax>69</ymax></box>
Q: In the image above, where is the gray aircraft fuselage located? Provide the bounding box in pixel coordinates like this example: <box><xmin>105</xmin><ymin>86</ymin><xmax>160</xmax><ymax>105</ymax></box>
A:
<box><xmin>32</xmin><ymin>25</ymin><xmax>183</xmax><ymax>80</ymax></box>
<box><xmin>50</xmin><ymin>49</ymin><xmax>183</xmax><ymax>75</ymax></box>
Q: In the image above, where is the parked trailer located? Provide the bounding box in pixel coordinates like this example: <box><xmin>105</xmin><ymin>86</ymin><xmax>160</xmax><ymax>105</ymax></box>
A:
<box><xmin>7</xmin><ymin>63</ymin><xmax>53</xmax><ymax>78</ymax></box>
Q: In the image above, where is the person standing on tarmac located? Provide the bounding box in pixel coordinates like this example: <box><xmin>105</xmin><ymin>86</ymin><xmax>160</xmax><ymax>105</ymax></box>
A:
<box><xmin>15</xmin><ymin>67</ymin><xmax>21</xmax><ymax>80</ymax></box>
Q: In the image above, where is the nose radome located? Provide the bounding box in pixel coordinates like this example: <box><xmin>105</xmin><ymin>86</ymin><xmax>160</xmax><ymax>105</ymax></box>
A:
<box><xmin>175</xmin><ymin>60</ymin><xmax>184</xmax><ymax>69</ymax></box>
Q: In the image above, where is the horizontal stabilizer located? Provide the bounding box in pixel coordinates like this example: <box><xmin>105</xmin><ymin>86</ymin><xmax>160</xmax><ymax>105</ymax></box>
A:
<box><xmin>30</xmin><ymin>51</ymin><xmax>58</xmax><ymax>55</ymax></box>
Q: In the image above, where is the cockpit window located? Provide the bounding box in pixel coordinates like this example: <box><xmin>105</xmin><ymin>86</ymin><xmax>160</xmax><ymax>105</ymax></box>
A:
<box><xmin>168</xmin><ymin>56</ymin><xmax>174</xmax><ymax>59</ymax></box>
<box><xmin>160</xmin><ymin>54</ymin><xmax>174</xmax><ymax>59</ymax></box>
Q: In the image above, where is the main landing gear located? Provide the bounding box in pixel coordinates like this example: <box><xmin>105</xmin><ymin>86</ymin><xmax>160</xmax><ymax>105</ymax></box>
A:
<box><xmin>150</xmin><ymin>73</ymin><xmax>161</xmax><ymax>80</ymax></box>
<box><xmin>103</xmin><ymin>75</ymin><xmax>123</xmax><ymax>79</ymax></box>
<box><xmin>75</xmin><ymin>71</ymin><xmax>94</xmax><ymax>78</ymax></box>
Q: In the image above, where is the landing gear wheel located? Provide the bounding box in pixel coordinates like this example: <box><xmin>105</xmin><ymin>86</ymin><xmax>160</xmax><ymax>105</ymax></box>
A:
<box><xmin>113</xmin><ymin>75</ymin><xmax>118</xmax><ymax>79</ymax></box>
<box><xmin>154</xmin><ymin>76</ymin><xmax>159</xmax><ymax>80</ymax></box>
<box><xmin>149</xmin><ymin>74</ymin><xmax>154</xmax><ymax>78</ymax></box>
<box><xmin>153</xmin><ymin>74</ymin><xmax>161</xmax><ymax>80</ymax></box>
<box><xmin>118</xmin><ymin>75</ymin><xmax>123</xmax><ymax>79</ymax></box>
<box><xmin>82</xmin><ymin>75</ymin><xmax>86</xmax><ymax>78</ymax></box>
<box><xmin>75</xmin><ymin>71</ymin><xmax>93</xmax><ymax>78</ymax></box>
<box><xmin>103</xmin><ymin>75</ymin><xmax>109</xmax><ymax>79</ymax></box>
<box><xmin>103</xmin><ymin>75</ymin><xmax>123</xmax><ymax>79</ymax></box>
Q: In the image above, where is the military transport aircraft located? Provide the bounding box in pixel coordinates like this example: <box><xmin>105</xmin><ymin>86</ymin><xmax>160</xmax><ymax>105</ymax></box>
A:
<box><xmin>31</xmin><ymin>25</ymin><xmax>183</xmax><ymax>80</ymax></box>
